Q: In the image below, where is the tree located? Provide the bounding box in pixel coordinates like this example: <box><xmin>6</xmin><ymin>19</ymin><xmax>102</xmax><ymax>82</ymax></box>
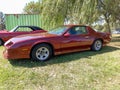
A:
<box><xmin>41</xmin><ymin>0</ymin><xmax>120</xmax><ymax>32</ymax></box>
<box><xmin>23</xmin><ymin>1</ymin><xmax>42</xmax><ymax>14</ymax></box>
<box><xmin>0</xmin><ymin>12</ymin><xmax>5</xmax><ymax>29</ymax></box>
<box><xmin>97</xmin><ymin>0</ymin><xmax>120</xmax><ymax>33</ymax></box>
<box><xmin>41</xmin><ymin>0</ymin><xmax>98</xmax><ymax>29</ymax></box>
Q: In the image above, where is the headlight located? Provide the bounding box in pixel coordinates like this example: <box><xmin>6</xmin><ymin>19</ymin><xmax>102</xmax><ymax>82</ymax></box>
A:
<box><xmin>4</xmin><ymin>40</ymin><xmax>13</xmax><ymax>47</ymax></box>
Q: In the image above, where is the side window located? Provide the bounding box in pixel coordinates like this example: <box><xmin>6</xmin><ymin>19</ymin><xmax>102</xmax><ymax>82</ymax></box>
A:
<box><xmin>69</xmin><ymin>27</ymin><xmax>77</xmax><ymax>35</ymax></box>
<box><xmin>69</xmin><ymin>26</ymin><xmax>87</xmax><ymax>35</ymax></box>
<box><xmin>16</xmin><ymin>27</ymin><xmax>32</xmax><ymax>32</ymax></box>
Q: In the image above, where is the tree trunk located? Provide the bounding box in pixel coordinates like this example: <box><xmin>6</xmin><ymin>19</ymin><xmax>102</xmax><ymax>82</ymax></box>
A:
<box><xmin>104</xmin><ymin>14</ymin><xmax>111</xmax><ymax>34</ymax></box>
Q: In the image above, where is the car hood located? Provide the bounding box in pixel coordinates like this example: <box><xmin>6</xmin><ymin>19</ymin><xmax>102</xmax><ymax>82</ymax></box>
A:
<box><xmin>8</xmin><ymin>32</ymin><xmax>57</xmax><ymax>43</ymax></box>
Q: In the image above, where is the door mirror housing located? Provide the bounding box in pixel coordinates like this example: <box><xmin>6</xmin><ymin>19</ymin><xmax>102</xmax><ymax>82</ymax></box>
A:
<box><xmin>64</xmin><ymin>32</ymin><xmax>70</xmax><ymax>37</ymax></box>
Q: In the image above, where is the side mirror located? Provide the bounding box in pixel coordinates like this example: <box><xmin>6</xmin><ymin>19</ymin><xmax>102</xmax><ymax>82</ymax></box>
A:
<box><xmin>64</xmin><ymin>32</ymin><xmax>70</xmax><ymax>37</ymax></box>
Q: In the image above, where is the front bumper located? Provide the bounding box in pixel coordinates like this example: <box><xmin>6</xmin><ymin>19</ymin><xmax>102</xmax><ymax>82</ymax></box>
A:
<box><xmin>3</xmin><ymin>47</ymin><xmax>30</xmax><ymax>60</ymax></box>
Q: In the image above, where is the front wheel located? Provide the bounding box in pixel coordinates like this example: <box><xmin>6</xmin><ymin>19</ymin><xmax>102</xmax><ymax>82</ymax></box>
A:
<box><xmin>91</xmin><ymin>40</ymin><xmax>103</xmax><ymax>51</ymax></box>
<box><xmin>31</xmin><ymin>44</ymin><xmax>52</xmax><ymax>61</ymax></box>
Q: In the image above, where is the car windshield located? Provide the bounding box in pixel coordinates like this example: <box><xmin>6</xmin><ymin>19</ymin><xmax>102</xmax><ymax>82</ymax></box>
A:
<box><xmin>48</xmin><ymin>26</ymin><xmax>69</xmax><ymax>35</ymax></box>
<box><xmin>9</xmin><ymin>26</ymin><xmax>18</xmax><ymax>32</ymax></box>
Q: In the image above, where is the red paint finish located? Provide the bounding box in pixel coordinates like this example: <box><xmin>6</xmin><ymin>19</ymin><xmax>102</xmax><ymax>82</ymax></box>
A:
<box><xmin>3</xmin><ymin>25</ymin><xmax>111</xmax><ymax>60</ymax></box>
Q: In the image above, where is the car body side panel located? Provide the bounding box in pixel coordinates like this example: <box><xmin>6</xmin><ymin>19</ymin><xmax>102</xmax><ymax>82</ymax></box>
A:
<box><xmin>59</xmin><ymin>34</ymin><xmax>93</xmax><ymax>54</ymax></box>
<box><xmin>3</xmin><ymin>25</ymin><xmax>111</xmax><ymax>60</ymax></box>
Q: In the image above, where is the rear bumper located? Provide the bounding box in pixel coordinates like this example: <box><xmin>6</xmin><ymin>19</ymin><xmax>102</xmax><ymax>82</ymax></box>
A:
<box><xmin>104</xmin><ymin>38</ymin><xmax>111</xmax><ymax>45</ymax></box>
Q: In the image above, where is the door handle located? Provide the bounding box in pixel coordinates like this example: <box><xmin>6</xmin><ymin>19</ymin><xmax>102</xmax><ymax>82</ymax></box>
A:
<box><xmin>85</xmin><ymin>36</ymin><xmax>89</xmax><ymax>39</ymax></box>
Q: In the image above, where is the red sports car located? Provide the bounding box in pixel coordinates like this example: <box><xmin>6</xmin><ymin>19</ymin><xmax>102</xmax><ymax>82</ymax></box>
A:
<box><xmin>3</xmin><ymin>25</ymin><xmax>111</xmax><ymax>61</ymax></box>
<box><xmin>0</xmin><ymin>25</ymin><xmax>46</xmax><ymax>45</ymax></box>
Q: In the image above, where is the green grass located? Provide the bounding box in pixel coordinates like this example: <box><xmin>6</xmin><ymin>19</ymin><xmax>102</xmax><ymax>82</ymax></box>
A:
<box><xmin>0</xmin><ymin>35</ymin><xmax>120</xmax><ymax>90</ymax></box>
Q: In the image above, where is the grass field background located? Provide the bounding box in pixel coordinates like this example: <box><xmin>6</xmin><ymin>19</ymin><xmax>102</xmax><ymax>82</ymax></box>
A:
<box><xmin>0</xmin><ymin>35</ymin><xmax>120</xmax><ymax>90</ymax></box>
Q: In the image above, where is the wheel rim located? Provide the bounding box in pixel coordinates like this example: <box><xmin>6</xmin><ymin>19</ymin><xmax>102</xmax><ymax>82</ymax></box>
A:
<box><xmin>94</xmin><ymin>40</ymin><xmax>102</xmax><ymax>51</ymax></box>
<box><xmin>36</xmin><ymin>47</ymin><xmax>49</xmax><ymax>61</ymax></box>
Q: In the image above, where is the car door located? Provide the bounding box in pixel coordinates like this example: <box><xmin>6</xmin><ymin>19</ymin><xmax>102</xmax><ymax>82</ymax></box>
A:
<box><xmin>60</xmin><ymin>26</ymin><xmax>92</xmax><ymax>53</ymax></box>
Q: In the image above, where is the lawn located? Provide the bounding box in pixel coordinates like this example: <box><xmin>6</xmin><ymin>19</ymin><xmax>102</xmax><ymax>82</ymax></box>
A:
<box><xmin>0</xmin><ymin>35</ymin><xmax>120</xmax><ymax>90</ymax></box>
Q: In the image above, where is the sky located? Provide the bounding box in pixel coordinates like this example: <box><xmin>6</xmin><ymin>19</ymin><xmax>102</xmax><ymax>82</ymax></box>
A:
<box><xmin>0</xmin><ymin>0</ymin><xmax>38</xmax><ymax>14</ymax></box>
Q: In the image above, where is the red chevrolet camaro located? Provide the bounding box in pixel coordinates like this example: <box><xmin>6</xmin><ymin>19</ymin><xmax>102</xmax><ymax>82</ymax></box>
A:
<box><xmin>3</xmin><ymin>25</ymin><xmax>111</xmax><ymax>61</ymax></box>
<box><xmin>0</xmin><ymin>25</ymin><xmax>46</xmax><ymax>45</ymax></box>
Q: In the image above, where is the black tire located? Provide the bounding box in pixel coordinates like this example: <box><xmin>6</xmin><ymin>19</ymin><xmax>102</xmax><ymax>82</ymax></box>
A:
<box><xmin>0</xmin><ymin>39</ymin><xmax>4</xmax><ymax>46</ymax></box>
<box><xmin>31</xmin><ymin>44</ymin><xmax>53</xmax><ymax>61</ymax></box>
<box><xmin>91</xmin><ymin>39</ymin><xmax>103</xmax><ymax>51</ymax></box>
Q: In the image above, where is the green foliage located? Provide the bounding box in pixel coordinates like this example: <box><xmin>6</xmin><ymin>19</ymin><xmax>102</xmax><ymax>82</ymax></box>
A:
<box><xmin>102</xmin><ymin>0</ymin><xmax>120</xmax><ymax>22</ymax></box>
<box><xmin>97</xmin><ymin>0</ymin><xmax>120</xmax><ymax>32</ymax></box>
<box><xmin>23</xmin><ymin>1</ymin><xmax>42</xmax><ymax>14</ymax></box>
<box><xmin>23</xmin><ymin>0</ymin><xmax>120</xmax><ymax>31</ymax></box>
<box><xmin>41</xmin><ymin>0</ymin><xmax>98</xmax><ymax>29</ymax></box>
<box><xmin>41</xmin><ymin>0</ymin><xmax>120</xmax><ymax>31</ymax></box>
<box><xmin>94</xmin><ymin>25</ymin><xmax>104</xmax><ymax>31</ymax></box>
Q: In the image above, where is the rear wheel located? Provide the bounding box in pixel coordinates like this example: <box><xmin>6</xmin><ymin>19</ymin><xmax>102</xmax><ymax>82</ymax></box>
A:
<box><xmin>91</xmin><ymin>40</ymin><xmax>102</xmax><ymax>51</ymax></box>
<box><xmin>31</xmin><ymin>44</ymin><xmax>52</xmax><ymax>61</ymax></box>
<box><xmin>0</xmin><ymin>39</ymin><xmax>3</xmax><ymax>46</ymax></box>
